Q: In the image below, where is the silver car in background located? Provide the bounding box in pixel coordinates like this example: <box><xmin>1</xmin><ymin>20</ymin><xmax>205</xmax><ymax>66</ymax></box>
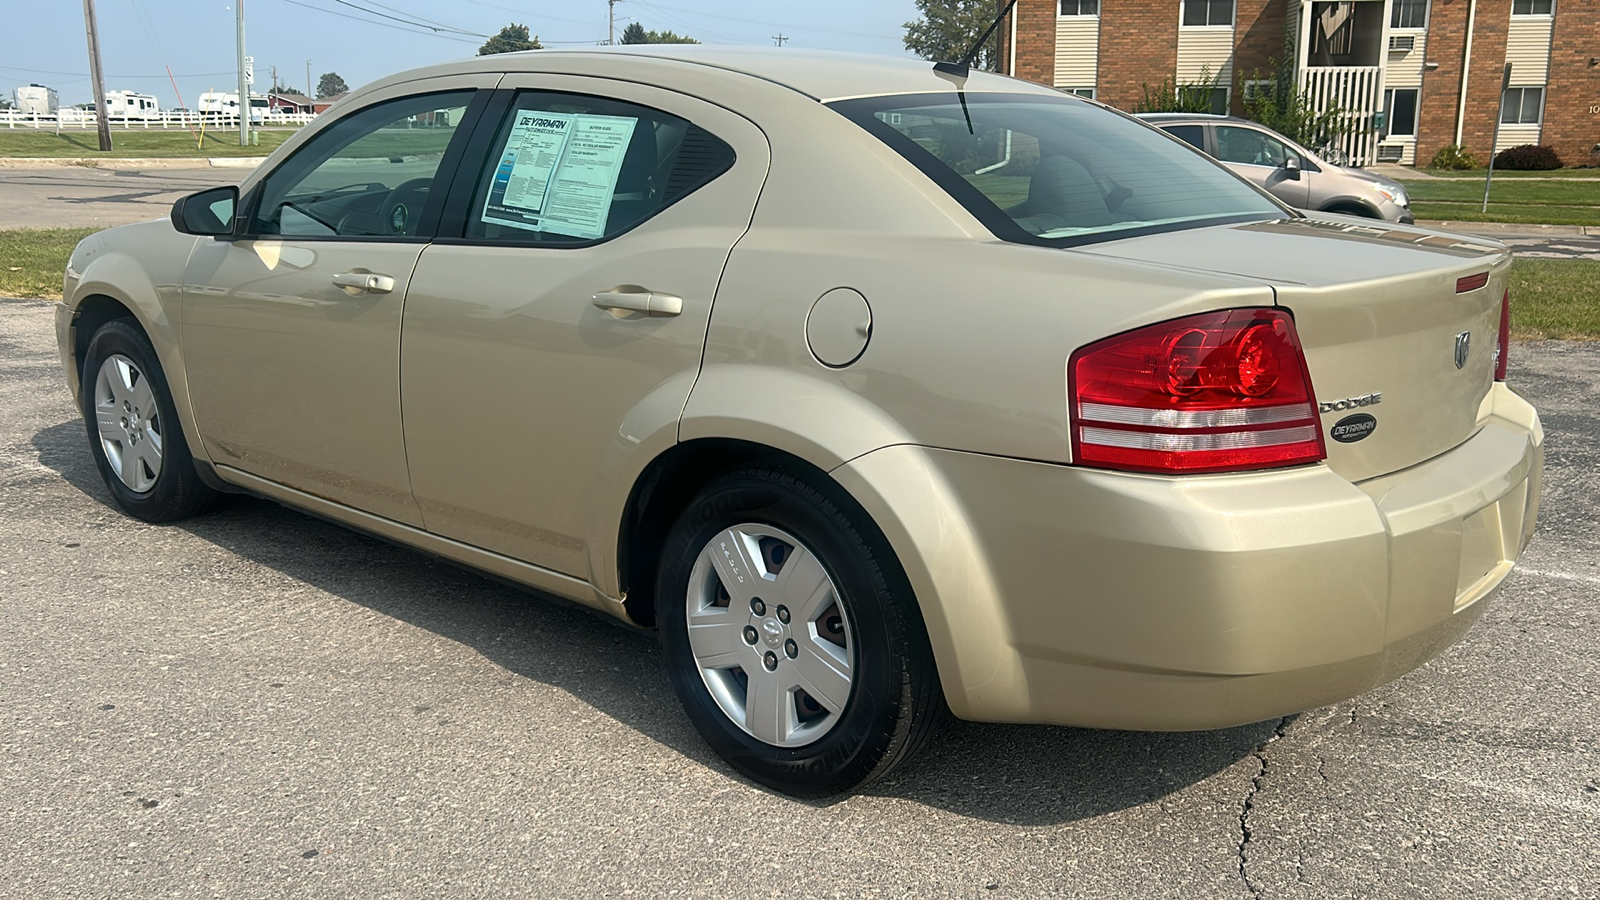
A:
<box><xmin>1140</xmin><ymin>113</ymin><xmax>1413</xmax><ymax>223</ymax></box>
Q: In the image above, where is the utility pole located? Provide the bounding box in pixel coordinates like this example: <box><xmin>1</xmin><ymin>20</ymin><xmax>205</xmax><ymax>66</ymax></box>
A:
<box><xmin>82</xmin><ymin>0</ymin><xmax>112</xmax><ymax>151</ymax></box>
<box><xmin>306</xmin><ymin>60</ymin><xmax>312</xmax><ymax>98</ymax></box>
<box><xmin>608</xmin><ymin>0</ymin><xmax>617</xmax><ymax>44</ymax></box>
<box><xmin>773</xmin><ymin>33</ymin><xmax>788</xmax><ymax>47</ymax></box>
<box><xmin>236</xmin><ymin>0</ymin><xmax>249</xmax><ymax>146</ymax></box>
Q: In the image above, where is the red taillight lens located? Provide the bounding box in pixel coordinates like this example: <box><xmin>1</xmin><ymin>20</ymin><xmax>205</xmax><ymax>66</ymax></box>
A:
<box><xmin>1494</xmin><ymin>288</ymin><xmax>1510</xmax><ymax>381</ymax></box>
<box><xmin>1069</xmin><ymin>309</ymin><xmax>1326</xmax><ymax>474</ymax></box>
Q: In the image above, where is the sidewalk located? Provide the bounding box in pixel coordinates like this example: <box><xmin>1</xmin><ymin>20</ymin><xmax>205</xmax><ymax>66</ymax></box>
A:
<box><xmin>1416</xmin><ymin>220</ymin><xmax>1595</xmax><ymax>239</ymax></box>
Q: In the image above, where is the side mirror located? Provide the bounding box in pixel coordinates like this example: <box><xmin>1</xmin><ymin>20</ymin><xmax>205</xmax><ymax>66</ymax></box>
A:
<box><xmin>1282</xmin><ymin>157</ymin><xmax>1302</xmax><ymax>181</ymax></box>
<box><xmin>171</xmin><ymin>186</ymin><xmax>239</xmax><ymax>236</ymax></box>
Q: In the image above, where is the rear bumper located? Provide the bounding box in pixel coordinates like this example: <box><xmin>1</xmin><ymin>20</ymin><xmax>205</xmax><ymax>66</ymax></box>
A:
<box><xmin>833</xmin><ymin>382</ymin><xmax>1541</xmax><ymax>729</ymax></box>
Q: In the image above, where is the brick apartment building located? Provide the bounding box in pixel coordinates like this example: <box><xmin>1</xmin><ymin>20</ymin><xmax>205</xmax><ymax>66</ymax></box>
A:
<box><xmin>997</xmin><ymin>0</ymin><xmax>1599</xmax><ymax>166</ymax></box>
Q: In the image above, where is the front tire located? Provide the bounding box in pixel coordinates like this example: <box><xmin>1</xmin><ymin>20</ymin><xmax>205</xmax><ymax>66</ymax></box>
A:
<box><xmin>81</xmin><ymin>318</ymin><xmax>218</xmax><ymax>522</ymax></box>
<box><xmin>657</xmin><ymin>466</ymin><xmax>943</xmax><ymax>797</ymax></box>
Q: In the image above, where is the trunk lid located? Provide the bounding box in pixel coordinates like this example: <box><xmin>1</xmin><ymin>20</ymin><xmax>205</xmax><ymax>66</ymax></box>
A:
<box><xmin>1082</xmin><ymin>216</ymin><xmax>1510</xmax><ymax>482</ymax></box>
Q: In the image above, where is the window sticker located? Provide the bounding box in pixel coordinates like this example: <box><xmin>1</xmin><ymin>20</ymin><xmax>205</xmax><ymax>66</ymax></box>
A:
<box><xmin>480</xmin><ymin>110</ymin><xmax>639</xmax><ymax>240</ymax></box>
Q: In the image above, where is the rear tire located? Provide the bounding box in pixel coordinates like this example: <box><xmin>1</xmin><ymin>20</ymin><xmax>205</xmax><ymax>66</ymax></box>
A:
<box><xmin>657</xmin><ymin>465</ymin><xmax>944</xmax><ymax>797</ymax></box>
<box><xmin>81</xmin><ymin>319</ymin><xmax>219</xmax><ymax>522</ymax></box>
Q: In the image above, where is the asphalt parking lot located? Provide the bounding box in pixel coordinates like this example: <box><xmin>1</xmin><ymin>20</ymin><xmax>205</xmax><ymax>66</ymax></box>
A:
<box><xmin>2</xmin><ymin>294</ymin><xmax>1596</xmax><ymax>897</ymax></box>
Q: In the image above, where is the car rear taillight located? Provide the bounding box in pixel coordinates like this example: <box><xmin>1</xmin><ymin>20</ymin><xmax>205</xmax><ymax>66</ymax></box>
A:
<box><xmin>1069</xmin><ymin>309</ymin><xmax>1326</xmax><ymax>474</ymax></box>
<box><xmin>1494</xmin><ymin>289</ymin><xmax>1510</xmax><ymax>381</ymax></box>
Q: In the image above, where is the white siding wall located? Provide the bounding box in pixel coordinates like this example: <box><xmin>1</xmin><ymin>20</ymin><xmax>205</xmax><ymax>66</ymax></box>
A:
<box><xmin>1496</xmin><ymin>124</ymin><xmax>1543</xmax><ymax>152</ymax></box>
<box><xmin>1176</xmin><ymin>27</ymin><xmax>1236</xmax><ymax>87</ymax></box>
<box><xmin>1380</xmin><ymin>31</ymin><xmax>1428</xmax><ymax>164</ymax></box>
<box><xmin>1504</xmin><ymin>17</ymin><xmax>1554</xmax><ymax>83</ymax></box>
<box><xmin>1494</xmin><ymin>16</ymin><xmax>1554</xmax><ymax>151</ymax></box>
<box><xmin>1054</xmin><ymin>18</ymin><xmax>1101</xmax><ymax>90</ymax></box>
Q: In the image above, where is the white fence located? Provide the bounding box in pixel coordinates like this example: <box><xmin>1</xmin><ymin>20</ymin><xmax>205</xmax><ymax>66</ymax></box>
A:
<box><xmin>1299</xmin><ymin>66</ymin><xmax>1382</xmax><ymax>166</ymax></box>
<box><xmin>0</xmin><ymin>109</ymin><xmax>317</xmax><ymax>130</ymax></box>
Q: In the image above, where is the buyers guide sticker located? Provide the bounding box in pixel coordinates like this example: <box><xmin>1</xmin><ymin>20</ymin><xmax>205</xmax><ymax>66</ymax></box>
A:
<box><xmin>481</xmin><ymin>111</ymin><xmax>638</xmax><ymax>240</ymax></box>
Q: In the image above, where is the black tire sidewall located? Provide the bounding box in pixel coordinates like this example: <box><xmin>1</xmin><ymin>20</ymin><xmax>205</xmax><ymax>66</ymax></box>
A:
<box><xmin>657</xmin><ymin>468</ymin><xmax>909</xmax><ymax>796</ymax></box>
<box><xmin>81</xmin><ymin>319</ymin><xmax>213</xmax><ymax>522</ymax></box>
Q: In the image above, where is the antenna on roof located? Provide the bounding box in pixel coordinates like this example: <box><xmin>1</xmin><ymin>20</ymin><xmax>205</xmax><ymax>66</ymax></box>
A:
<box><xmin>933</xmin><ymin>0</ymin><xmax>1019</xmax><ymax>80</ymax></box>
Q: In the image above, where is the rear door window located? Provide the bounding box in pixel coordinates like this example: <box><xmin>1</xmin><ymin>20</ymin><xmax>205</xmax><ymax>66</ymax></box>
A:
<box><xmin>461</xmin><ymin>92</ymin><xmax>735</xmax><ymax>245</ymax></box>
<box><xmin>1160</xmin><ymin>124</ymin><xmax>1206</xmax><ymax>151</ymax></box>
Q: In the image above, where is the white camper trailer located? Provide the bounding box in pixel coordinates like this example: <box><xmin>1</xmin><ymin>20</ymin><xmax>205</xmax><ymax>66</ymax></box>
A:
<box><xmin>104</xmin><ymin>91</ymin><xmax>160</xmax><ymax>119</ymax></box>
<box><xmin>198</xmin><ymin>91</ymin><xmax>266</xmax><ymax>123</ymax></box>
<box><xmin>14</xmin><ymin>84</ymin><xmax>59</xmax><ymax>116</ymax></box>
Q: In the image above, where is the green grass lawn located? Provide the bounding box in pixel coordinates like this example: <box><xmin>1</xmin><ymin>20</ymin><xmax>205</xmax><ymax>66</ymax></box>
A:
<box><xmin>4</xmin><ymin>227</ymin><xmax>1596</xmax><ymax>339</ymax></box>
<box><xmin>1412</xmin><ymin>168</ymin><xmax>1600</xmax><ymax>179</ymax></box>
<box><xmin>0</xmin><ymin>227</ymin><xmax>100</xmax><ymax>300</ymax></box>
<box><xmin>0</xmin><ymin>129</ymin><xmax>294</xmax><ymax>158</ymax></box>
<box><xmin>1400</xmin><ymin>176</ymin><xmax>1600</xmax><ymax>226</ymax></box>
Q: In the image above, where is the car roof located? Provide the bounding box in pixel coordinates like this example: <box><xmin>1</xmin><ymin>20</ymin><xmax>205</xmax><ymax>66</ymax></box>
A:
<box><xmin>373</xmin><ymin>46</ymin><xmax>1065</xmax><ymax>104</ymax></box>
<box><xmin>1135</xmin><ymin>113</ymin><xmax>1242</xmax><ymax>123</ymax></box>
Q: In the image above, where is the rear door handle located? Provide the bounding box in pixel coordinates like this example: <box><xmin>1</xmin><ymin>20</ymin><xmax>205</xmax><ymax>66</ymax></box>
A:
<box><xmin>592</xmin><ymin>288</ymin><xmax>682</xmax><ymax>317</ymax></box>
<box><xmin>333</xmin><ymin>272</ymin><xmax>395</xmax><ymax>294</ymax></box>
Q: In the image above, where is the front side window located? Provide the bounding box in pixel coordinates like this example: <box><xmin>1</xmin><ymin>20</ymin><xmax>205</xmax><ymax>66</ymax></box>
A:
<box><xmin>251</xmin><ymin>92</ymin><xmax>472</xmax><ymax>238</ymax></box>
<box><xmin>1216</xmin><ymin>125</ymin><xmax>1292</xmax><ymax>167</ymax></box>
<box><xmin>1384</xmin><ymin>88</ymin><xmax>1419</xmax><ymax>136</ymax></box>
<box><xmin>1391</xmin><ymin>0</ymin><xmax>1427</xmax><ymax>27</ymax></box>
<box><xmin>1183</xmin><ymin>0</ymin><xmax>1234</xmax><ymax>26</ymax></box>
<box><xmin>830</xmin><ymin>93</ymin><xmax>1286</xmax><ymax>246</ymax></box>
<box><xmin>1501</xmin><ymin>87</ymin><xmax>1544</xmax><ymax>124</ymax></box>
<box><xmin>463</xmin><ymin>92</ymin><xmax>735</xmax><ymax>245</ymax></box>
<box><xmin>1060</xmin><ymin>0</ymin><xmax>1099</xmax><ymax>15</ymax></box>
<box><xmin>1511</xmin><ymin>0</ymin><xmax>1552</xmax><ymax>13</ymax></box>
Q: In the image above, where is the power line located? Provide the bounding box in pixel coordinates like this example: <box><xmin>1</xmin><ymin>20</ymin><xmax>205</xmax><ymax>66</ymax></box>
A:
<box><xmin>326</xmin><ymin>0</ymin><xmax>485</xmax><ymax>37</ymax></box>
<box><xmin>272</xmin><ymin>0</ymin><xmax>481</xmax><ymax>43</ymax></box>
<box><xmin>0</xmin><ymin>63</ymin><xmax>236</xmax><ymax>79</ymax></box>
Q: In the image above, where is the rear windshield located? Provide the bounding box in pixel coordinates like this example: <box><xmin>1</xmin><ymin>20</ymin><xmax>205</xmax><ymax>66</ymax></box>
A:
<box><xmin>829</xmin><ymin>92</ymin><xmax>1289</xmax><ymax>247</ymax></box>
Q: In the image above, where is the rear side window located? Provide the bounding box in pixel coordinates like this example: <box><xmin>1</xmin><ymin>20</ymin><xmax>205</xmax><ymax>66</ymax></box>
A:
<box><xmin>463</xmin><ymin>92</ymin><xmax>735</xmax><ymax>245</ymax></box>
<box><xmin>1161</xmin><ymin>124</ymin><xmax>1206</xmax><ymax>151</ymax></box>
<box><xmin>830</xmin><ymin>93</ymin><xmax>1285</xmax><ymax>247</ymax></box>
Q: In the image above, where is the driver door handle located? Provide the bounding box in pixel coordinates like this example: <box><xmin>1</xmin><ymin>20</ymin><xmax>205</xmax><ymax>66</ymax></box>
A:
<box><xmin>592</xmin><ymin>288</ymin><xmax>682</xmax><ymax>317</ymax></box>
<box><xmin>333</xmin><ymin>272</ymin><xmax>395</xmax><ymax>294</ymax></box>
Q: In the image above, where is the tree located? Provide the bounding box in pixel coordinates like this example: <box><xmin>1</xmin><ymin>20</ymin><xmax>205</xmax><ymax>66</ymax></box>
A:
<box><xmin>1239</xmin><ymin>62</ymin><xmax>1350</xmax><ymax>156</ymax></box>
<box><xmin>270</xmin><ymin>75</ymin><xmax>292</xmax><ymax>95</ymax></box>
<box><xmin>903</xmin><ymin>0</ymin><xmax>999</xmax><ymax>72</ymax></box>
<box><xmin>478</xmin><ymin>23</ymin><xmax>542</xmax><ymax>55</ymax></box>
<box><xmin>620</xmin><ymin>22</ymin><xmax>699</xmax><ymax>44</ymax></box>
<box><xmin>316</xmin><ymin>72</ymin><xmax>349</xmax><ymax>99</ymax></box>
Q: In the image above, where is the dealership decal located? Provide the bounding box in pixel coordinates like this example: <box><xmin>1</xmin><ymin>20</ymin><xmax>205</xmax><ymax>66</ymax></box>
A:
<box><xmin>1330</xmin><ymin>413</ymin><xmax>1378</xmax><ymax>443</ymax></box>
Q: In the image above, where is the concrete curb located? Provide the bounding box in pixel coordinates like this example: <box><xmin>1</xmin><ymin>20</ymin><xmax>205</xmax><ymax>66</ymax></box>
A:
<box><xmin>1417</xmin><ymin>220</ymin><xmax>1594</xmax><ymax>238</ymax></box>
<box><xmin>0</xmin><ymin>157</ymin><xmax>265</xmax><ymax>169</ymax></box>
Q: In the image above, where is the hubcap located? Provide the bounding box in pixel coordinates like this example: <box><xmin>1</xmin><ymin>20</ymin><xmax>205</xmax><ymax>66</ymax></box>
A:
<box><xmin>92</xmin><ymin>354</ymin><xmax>164</xmax><ymax>493</ymax></box>
<box><xmin>685</xmin><ymin>524</ymin><xmax>854</xmax><ymax>748</ymax></box>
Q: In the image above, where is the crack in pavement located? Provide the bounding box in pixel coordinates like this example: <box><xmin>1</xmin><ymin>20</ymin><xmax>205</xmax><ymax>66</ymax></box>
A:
<box><xmin>1237</xmin><ymin>716</ymin><xmax>1291</xmax><ymax>898</ymax></box>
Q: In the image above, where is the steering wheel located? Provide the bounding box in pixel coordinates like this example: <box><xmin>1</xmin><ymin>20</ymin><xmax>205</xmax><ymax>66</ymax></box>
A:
<box><xmin>379</xmin><ymin>178</ymin><xmax>432</xmax><ymax>236</ymax></box>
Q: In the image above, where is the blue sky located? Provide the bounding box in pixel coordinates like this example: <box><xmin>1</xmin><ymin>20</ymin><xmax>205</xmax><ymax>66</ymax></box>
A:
<box><xmin>2</xmin><ymin>0</ymin><xmax>919</xmax><ymax>108</ymax></box>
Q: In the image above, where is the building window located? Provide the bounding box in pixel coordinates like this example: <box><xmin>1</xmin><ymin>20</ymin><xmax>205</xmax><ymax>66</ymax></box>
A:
<box><xmin>1060</xmin><ymin>0</ymin><xmax>1099</xmax><ymax>15</ymax></box>
<box><xmin>1182</xmin><ymin>0</ymin><xmax>1234</xmax><ymax>26</ymax></box>
<box><xmin>1179</xmin><ymin>86</ymin><xmax>1231</xmax><ymax>115</ymax></box>
<box><xmin>1383</xmin><ymin>88</ymin><xmax>1418</xmax><ymax>136</ymax></box>
<box><xmin>1062</xmin><ymin>87</ymin><xmax>1097</xmax><ymax>99</ymax></box>
<box><xmin>1390</xmin><ymin>0</ymin><xmax>1427</xmax><ymax>28</ymax></box>
<box><xmin>1511</xmin><ymin>0</ymin><xmax>1553</xmax><ymax>14</ymax></box>
<box><xmin>1501</xmin><ymin>87</ymin><xmax>1544</xmax><ymax>124</ymax></box>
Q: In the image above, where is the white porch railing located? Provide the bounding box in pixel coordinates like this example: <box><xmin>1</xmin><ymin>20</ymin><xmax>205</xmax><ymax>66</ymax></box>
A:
<box><xmin>1299</xmin><ymin>66</ymin><xmax>1381</xmax><ymax>166</ymax></box>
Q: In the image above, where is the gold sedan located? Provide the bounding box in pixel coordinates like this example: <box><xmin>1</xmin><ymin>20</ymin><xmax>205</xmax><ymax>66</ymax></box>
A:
<box><xmin>57</xmin><ymin>47</ymin><xmax>1542</xmax><ymax>797</ymax></box>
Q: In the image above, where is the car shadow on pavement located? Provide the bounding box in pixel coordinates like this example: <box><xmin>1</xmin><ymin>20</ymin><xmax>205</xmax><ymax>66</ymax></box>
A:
<box><xmin>33</xmin><ymin>418</ymin><xmax>1273</xmax><ymax>825</ymax></box>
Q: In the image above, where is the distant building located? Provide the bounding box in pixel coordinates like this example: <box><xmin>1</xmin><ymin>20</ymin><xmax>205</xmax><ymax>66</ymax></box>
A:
<box><xmin>998</xmin><ymin>0</ymin><xmax>1599</xmax><ymax>166</ymax></box>
<box><xmin>266</xmin><ymin>91</ymin><xmax>316</xmax><ymax>114</ymax></box>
